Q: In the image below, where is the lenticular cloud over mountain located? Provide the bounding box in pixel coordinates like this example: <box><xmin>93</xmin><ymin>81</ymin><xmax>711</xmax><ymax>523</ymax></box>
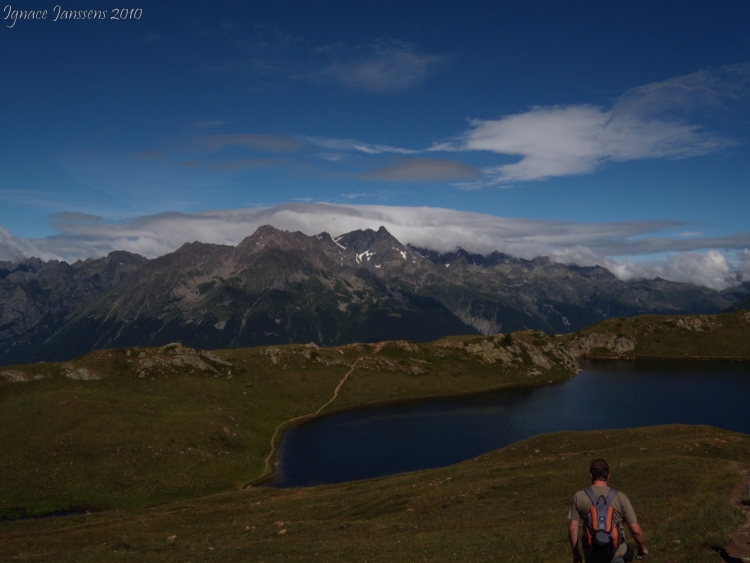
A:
<box><xmin>0</xmin><ymin>203</ymin><xmax>748</xmax><ymax>290</ymax></box>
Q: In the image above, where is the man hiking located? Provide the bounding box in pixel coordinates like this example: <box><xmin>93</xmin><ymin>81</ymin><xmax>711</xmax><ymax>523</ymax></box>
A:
<box><xmin>568</xmin><ymin>459</ymin><xmax>648</xmax><ymax>563</ymax></box>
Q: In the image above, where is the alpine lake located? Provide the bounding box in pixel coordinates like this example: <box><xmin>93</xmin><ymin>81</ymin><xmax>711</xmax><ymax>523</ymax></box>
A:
<box><xmin>273</xmin><ymin>360</ymin><xmax>750</xmax><ymax>487</ymax></box>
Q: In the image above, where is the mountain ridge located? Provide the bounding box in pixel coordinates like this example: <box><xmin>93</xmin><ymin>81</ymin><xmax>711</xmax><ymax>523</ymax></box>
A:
<box><xmin>1</xmin><ymin>225</ymin><xmax>748</xmax><ymax>365</ymax></box>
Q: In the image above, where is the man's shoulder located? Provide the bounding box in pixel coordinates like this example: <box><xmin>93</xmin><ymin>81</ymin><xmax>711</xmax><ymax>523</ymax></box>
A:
<box><xmin>574</xmin><ymin>486</ymin><xmax>611</xmax><ymax>498</ymax></box>
<box><xmin>588</xmin><ymin>485</ymin><xmax>631</xmax><ymax>498</ymax></box>
<box><xmin>613</xmin><ymin>490</ymin><xmax>634</xmax><ymax>511</ymax></box>
<box><xmin>573</xmin><ymin>486</ymin><xmax>630</xmax><ymax>504</ymax></box>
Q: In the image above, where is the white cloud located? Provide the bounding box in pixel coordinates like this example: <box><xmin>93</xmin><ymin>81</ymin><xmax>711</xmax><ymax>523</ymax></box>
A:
<box><xmin>1</xmin><ymin>203</ymin><xmax>748</xmax><ymax>289</ymax></box>
<box><xmin>297</xmin><ymin>65</ymin><xmax>746</xmax><ymax>184</ymax></box>
<box><xmin>549</xmin><ymin>245</ymin><xmax>607</xmax><ymax>267</ymax></box>
<box><xmin>612</xmin><ymin>62</ymin><xmax>750</xmax><ymax>120</ymax></box>
<box><xmin>306</xmin><ymin>136</ymin><xmax>417</xmax><ymax>155</ymax></box>
<box><xmin>607</xmin><ymin>250</ymin><xmax>734</xmax><ymax>291</ymax></box>
<box><xmin>0</xmin><ymin>226</ymin><xmax>56</xmax><ymax>262</ymax></box>
<box><xmin>739</xmin><ymin>249</ymin><xmax>750</xmax><ymax>281</ymax></box>
<box><xmin>217</xmin><ymin>26</ymin><xmax>449</xmax><ymax>94</ymax></box>
<box><xmin>550</xmin><ymin>246</ymin><xmax>742</xmax><ymax>290</ymax></box>
<box><xmin>313</xmin><ymin>39</ymin><xmax>451</xmax><ymax>93</ymax></box>
<box><xmin>425</xmin><ymin>64</ymin><xmax>750</xmax><ymax>184</ymax></box>
<box><xmin>433</xmin><ymin>104</ymin><xmax>730</xmax><ymax>183</ymax></box>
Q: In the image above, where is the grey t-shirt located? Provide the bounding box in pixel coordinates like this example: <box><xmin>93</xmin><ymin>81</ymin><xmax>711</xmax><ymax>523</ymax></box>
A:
<box><xmin>568</xmin><ymin>485</ymin><xmax>637</xmax><ymax>560</ymax></box>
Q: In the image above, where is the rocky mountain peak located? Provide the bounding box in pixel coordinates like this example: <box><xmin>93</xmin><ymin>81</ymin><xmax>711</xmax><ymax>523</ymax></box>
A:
<box><xmin>237</xmin><ymin>225</ymin><xmax>323</xmax><ymax>252</ymax></box>
<box><xmin>231</xmin><ymin>226</ymin><xmax>342</xmax><ymax>273</ymax></box>
<box><xmin>236</xmin><ymin>225</ymin><xmax>283</xmax><ymax>249</ymax></box>
<box><xmin>334</xmin><ymin>226</ymin><xmax>400</xmax><ymax>251</ymax></box>
<box><xmin>314</xmin><ymin>232</ymin><xmax>334</xmax><ymax>244</ymax></box>
<box><xmin>342</xmin><ymin>226</ymin><xmax>396</xmax><ymax>250</ymax></box>
<box><xmin>98</xmin><ymin>250</ymin><xmax>148</xmax><ymax>269</ymax></box>
<box><xmin>332</xmin><ymin>226</ymin><xmax>414</xmax><ymax>271</ymax></box>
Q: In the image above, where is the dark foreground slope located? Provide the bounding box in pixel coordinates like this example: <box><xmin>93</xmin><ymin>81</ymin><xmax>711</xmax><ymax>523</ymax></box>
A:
<box><xmin>0</xmin><ymin>426</ymin><xmax>747</xmax><ymax>563</ymax></box>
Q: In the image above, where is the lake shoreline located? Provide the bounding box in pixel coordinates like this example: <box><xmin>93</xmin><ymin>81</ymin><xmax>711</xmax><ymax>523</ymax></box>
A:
<box><xmin>261</xmin><ymin>355</ymin><xmax>750</xmax><ymax>487</ymax></box>
<box><xmin>274</xmin><ymin>357</ymin><xmax>750</xmax><ymax>488</ymax></box>
<box><xmin>252</xmin><ymin>364</ymin><xmax>588</xmax><ymax>487</ymax></box>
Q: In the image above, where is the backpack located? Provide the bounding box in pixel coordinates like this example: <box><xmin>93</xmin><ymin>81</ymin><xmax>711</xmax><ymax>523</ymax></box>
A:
<box><xmin>583</xmin><ymin>487</ymin><xmax>624</xmax><ymax>561</ymax></box>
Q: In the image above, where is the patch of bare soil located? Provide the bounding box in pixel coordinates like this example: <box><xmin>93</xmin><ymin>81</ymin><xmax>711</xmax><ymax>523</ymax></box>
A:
<box><xmin>720</xmin><ymin>468</ymin><xmax>750</xmax><ymax>562</ymax></box>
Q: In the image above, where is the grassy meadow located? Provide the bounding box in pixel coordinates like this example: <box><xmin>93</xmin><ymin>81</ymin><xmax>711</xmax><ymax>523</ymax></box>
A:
<box><xmin>1</xmin><ymin>312</ymin><xmax>749</xmax><ymax>561</ymax></box>
<box><xmin>0</xmin><ymin>331</ymin><xmax>576</xmax><ymax>513</ymax></box>
<box><xmin>0</xmin><ymin>425</ymin><xmax>748</xmax><ymax>562</ymax></box>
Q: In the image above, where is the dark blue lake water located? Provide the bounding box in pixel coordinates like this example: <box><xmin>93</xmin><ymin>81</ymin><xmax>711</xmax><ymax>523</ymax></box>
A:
<box><xmin>272</xmin><ymin>361</ymin><xmax>750</xmax><ymax>487</ymax></box>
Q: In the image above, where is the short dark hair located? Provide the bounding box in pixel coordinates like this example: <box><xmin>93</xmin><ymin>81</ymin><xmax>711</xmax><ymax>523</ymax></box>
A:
<box><xmin>590</xmin><ymin>459</ymin><xmax>610</xmax><ymax>481</ymax></box>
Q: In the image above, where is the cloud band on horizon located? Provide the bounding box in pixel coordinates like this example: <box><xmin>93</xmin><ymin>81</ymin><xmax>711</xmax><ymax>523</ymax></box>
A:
<box><xmin>0</xmin><ymin>203</ymin><xmax>748</xmax><ymax>290</ymax></box>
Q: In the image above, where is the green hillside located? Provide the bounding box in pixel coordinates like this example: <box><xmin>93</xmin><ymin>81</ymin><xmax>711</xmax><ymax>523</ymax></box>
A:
<box><xmin>1</xmin><ymin>425</ymin><xmax>748</xmax><ymax>562</ymax></box>
<box><xmin>0</xmin><ymin>331</ymin><xmax>576</xmax><ymax>512</ymax></box>
<box><xmin>563</xmin><ymin>310</ymin><xmax>750</xmax><ymax>359</ymax></box>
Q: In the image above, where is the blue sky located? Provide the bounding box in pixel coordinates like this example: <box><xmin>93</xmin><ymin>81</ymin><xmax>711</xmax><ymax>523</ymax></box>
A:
<box><xmin>1</xmin><ymin>0</ymin><xmax>750</xmax><ymax>288</ymax></box>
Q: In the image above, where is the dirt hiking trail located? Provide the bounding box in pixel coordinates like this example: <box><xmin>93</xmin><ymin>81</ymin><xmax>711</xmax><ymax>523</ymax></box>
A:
<box><xmin>255</xmin><ymin>342</ymin><xmax>387</xmax><ymax>483</ymax></box>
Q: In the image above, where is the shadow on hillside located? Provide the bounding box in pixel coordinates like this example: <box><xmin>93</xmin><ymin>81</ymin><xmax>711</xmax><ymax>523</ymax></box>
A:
<box><xmin>713</xmin><ymin>546</ymin><xmax>744</xmax><ymax>563</ymax></box>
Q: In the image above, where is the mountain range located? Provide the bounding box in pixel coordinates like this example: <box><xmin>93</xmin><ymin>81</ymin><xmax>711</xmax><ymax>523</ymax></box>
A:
<box><xmin>1</xmin><ymin>225</ymin><xmax>748</xmax><ymax>366</ymax></box>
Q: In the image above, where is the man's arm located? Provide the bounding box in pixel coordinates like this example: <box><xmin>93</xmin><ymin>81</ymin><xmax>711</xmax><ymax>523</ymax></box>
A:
<box><xmin>627</xmin><ymin>522</ymin><xmax>648</xmax><ymax>557</ymax></box>
<box><xmin>568</xmin><ymin>519</ymin><xmax>582</xmax><ymax>563</ymax></box>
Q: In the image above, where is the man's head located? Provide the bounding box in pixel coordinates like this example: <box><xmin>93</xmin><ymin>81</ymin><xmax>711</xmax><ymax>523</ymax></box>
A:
<box><xmin>589</xmin><ymin>459</ymin><xmax>610</xmax><ymax>482</ymax></box>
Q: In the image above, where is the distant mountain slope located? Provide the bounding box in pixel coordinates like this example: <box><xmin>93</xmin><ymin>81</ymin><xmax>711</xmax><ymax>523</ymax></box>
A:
<box><xmin>0</xmin><ymin>225</ymin><xmax>744</xmax><ymax>365</ymax></box>
<box><xmin>725</xmin><ymin>291</ymin><xmax>750</xmax><ymax>312</ymax></box>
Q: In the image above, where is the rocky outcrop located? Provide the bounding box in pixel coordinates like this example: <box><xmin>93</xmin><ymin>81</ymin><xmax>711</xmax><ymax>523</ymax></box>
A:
<box><xmin>462</xmin><ymin>332</ymin><xmax>579</xmax><ymax>375</ymax></box>
<box><xmin>566</xmin><ymin>333</ymin><xmax>636</xmax><ymax>358</ymax></box>
<box><xmin>263</xmin><ymin>347</ymin><xmax>282</xmax><ymax>366</ymax></box>
<box><xmin>127</xmin><ymin>343</ymin><xmax>233</xmax><ymax>378</ymax></box>
<box><xmin>0</xmin><ymin>370</ymin><xmax>45</xmax><ymax>382</ymax></box>
<box><xmin>64</xmin><ymin>367</ymin><xmax>101</xmax><ymax>381</ymax></box>
<box><xmin>2</xmin><ymin>370</ymin><xmax>31</xmax><ymax>382</ymax></box>
<box><xmin>390</xmin><ymin>341</ymin><xmax>421</xmax><ymax>354</ymax></box>
<box><xmin>663</xmin><ymin>316</ymin><xmax>718</xmax><ymax>332</ymax></box>
<box><xmin>464</xmin><ymin>338</ymin><xmax>516</xmax><ymax>364</ymax></box>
